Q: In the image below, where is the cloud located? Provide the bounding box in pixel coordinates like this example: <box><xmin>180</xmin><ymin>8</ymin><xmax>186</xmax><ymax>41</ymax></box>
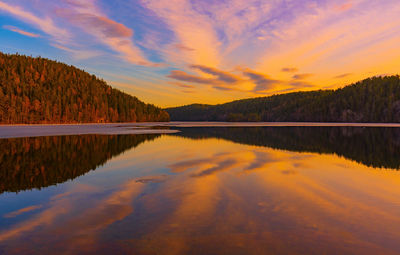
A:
<box><xmin>167</xmin><ymin>65</ymin><xmax>241</xmax><ymax>88</ymax></box>
<box><xmin>73</xmin><ymin>14</ymin><xmax>133</xmax><ymax>38</ymax></box>
<box><xmin>167</xmin><ymin>65</ymin><xmax>313</xmax><ymax>94</ymax></box>
<box><xmin>181</xmin><ymin>90</ymin><xmax>194</xmax><ymax>93</ymax></box>
<box><xmin>289</xmin><ymin>81</ymin><xmax>314</xmax><ymax>89</ymax></box>
<box><xmin>62</xmin><ymin>0</ymin><xmax>94</xmax><ymax>8</ymax></box>
<box><xmin>167</xmin><ymin>70</ymin><xmax>214</xmax><ymax>84</ymax></box>
<box><xmin>0</xmin><ymin>1</ymin><xmax>70</xmax><ymax>43</ymax></box>
<box><xmin>334</xmin><ymin>73</ymin><xmax>353</xmax><ymax>79</ymax></box>
<box><xmin>244</xmin><ymin>151</ymin><xmax>276</xmax><ymax>171</ymax></box>
<box><xmin>241</xmin><ymin>68</ymin><xmax>281</xmax><ymax>92</ymax></box>
<box><xmin>174</xmin><ymin>43</ymin><xmax>195</xmax><ymax>52</ymax></box>
<box><xmin>56</xmin><ymin>3</ymin><xmax>151</xmax><ymax>66</ymax></box>
<box><xmin>50</xmin><ymin>43</ymin><xmax>102</xmax><ymax>60</ymax></box>
<box><xmin>141</xmin><ymin>0</ymin><xmax>221</xmax><ymax>66</ymax></box>
<box><xmin>3</xmin><ymin>25</ymin><xmax>40</xmax><ymax>38</ymax></box>
<box><xmin>0</xmin><ymin>0</ymin><xmax>154</xmax><ymax>65</ymax></box>
<box><xmin>169</xmin><ymin>158</ymin><xmax>211</xmax><ymax>173</ymax></box>
<box><xmin>191</xmin><ymin>65</ymin><xmax>241</xmax><ymax>84</ymax></box>
<box><xmin>170</xmin><ymin>82</ymin><xmax>195</xmax><ymax>89</ymax></box>
<box><xmin>281</xmin><ymin>67</ymin><xmax>299</xmax><ymax>73</ymax></box>
<box><xmin>3</xmin><ymin>205</ymin><xmax>43</xmax><ymax>218</ymax></box>
<box><xmin>167</xmin><ymin>63</ymin><xmax>317</xmax><ymax>95</ymax></box>
<box><xmin>336</xmin><ymin>2</ymin><xmax>353</xmax><ymax>12</ymax></box>
<box><xmin>292</xmin><ymin>73</ymin><xmax>313</xmax><ymax>80</ymax></box>
<box><xmin>212</xmin><ymin>85</ymin><xmax>237</xmax><ymax>91</ymax></box>
<box><xmin>192</xmin><ymin>158</ymin><xmax>238</xmax><ymax>177</ymax></box>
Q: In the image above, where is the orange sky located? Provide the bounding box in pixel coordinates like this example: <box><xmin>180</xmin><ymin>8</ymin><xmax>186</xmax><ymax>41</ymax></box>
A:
<box><xmin>1</xmin><ymin>0</ymin><xmax>400</xmax><ymax>107</ymax></box>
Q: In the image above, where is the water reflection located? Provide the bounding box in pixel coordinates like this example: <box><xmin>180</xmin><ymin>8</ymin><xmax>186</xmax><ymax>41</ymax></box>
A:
<box><xmin>0</xmin><ymin>134</ymin><xmax>160</xmax><ymax>194</ymax></box>
<box><xmin>172</xmin><ymin>127</ymin><xmax>400</xmax><ymax>169</ymax></box>
<box><xmin>1</xmin><ymin>129</ymin><xmax>400</xmax><ymax>254</ymax></box>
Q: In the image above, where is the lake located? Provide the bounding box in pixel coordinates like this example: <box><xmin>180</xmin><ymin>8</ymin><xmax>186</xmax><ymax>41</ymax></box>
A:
<box><xmin>1</xmin><ymin>126</ymin><xmax>400</xmax><ymax>254</ymax></box>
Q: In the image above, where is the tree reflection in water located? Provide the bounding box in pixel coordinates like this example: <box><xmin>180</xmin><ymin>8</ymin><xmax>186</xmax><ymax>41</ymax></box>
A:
<box><xmin>0</xmin><ymin>134</ymin><xmax>160</xmax><ymax>194</ymax></box>
<box><xmin>171</xmin><ymin>127</ymin><xmax>400</xmax><ymax>170</ymax></box>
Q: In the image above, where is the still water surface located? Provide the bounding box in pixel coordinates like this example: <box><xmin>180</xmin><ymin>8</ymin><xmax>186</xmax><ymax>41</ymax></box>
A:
<box><xmin>1</xmin><ymin>127</ymin><xmax>400</xmax><ymax>254</ymax></box>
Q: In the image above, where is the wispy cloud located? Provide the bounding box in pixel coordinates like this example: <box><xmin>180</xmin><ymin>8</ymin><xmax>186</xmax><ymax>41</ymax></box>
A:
<box><xmin>281</xmin><ymin>67</ymin><xmax>299</xmax><ymax>73</ymax></box>
<box><xmin>170</xmin><ymin>82</ymin><xmax>195</xmax><ymax>89</ymax></box>
<box><xmin>56</xmin><ymin>1</ymin><xmax>151</xmax><ymax>66</ymax></box>
<box><xmin>0</xmin><ymin>1</ymin><xmax>70</xmax><ymax>43</ymax></box>
<box><xmin>3</xmin><ymin>25</ymin><xmax>40</xmax><ymax>37</ymax></box>
<box><xmin>335</xmin><ymin>1</ymin><xmax>353</xmax><ymax>12</ymax></box>
<box><xmin>167</xmin><ymin>70</ymin><xmax>215</xmax><ymax>84</ymax></box>
<box><xmin>50</xmin><ymin>43</ymin><xmax>102</xmax><ymax>60</ymax></box>
<box><xmin>141</xmin><ymin>0</ymin><xmax>221</xmax><ymax>67</ymax></box>
<box><xmin>334</xmin><ymin>73</ymin><xmax>353</xmax><ymax>79</ymax></box>
<box><xmin>167</xmin><ymin>65</ymin><xmax>315</xmax><ymax>94</ymax></box>
<box><xmin>292</xmin><ymin>73</ymin><xmax>313</xmax><ymax>80</ymax></box>
<box><xmin>173</xmin><ymin>43</ymin><xmax>195</xmax><ymax>52</ymax></box>
<box><xmin>3</xmin><ymin>205</ymin><xmax>43</xmax><ymax>218</ymax></box>
<box><xmin>167</xmin><ymin>65</ymin><xmax>242</xmax><ymax>87</ymax></box>
<box><xmin>191</xmin><ymin>65</ymin><xmax>241</xmax><ymax>84</ymax></box>
<box><xmin>241</xmin><ymin>68</ymin><xmax>281</xmax><ymax>93</ymax></box>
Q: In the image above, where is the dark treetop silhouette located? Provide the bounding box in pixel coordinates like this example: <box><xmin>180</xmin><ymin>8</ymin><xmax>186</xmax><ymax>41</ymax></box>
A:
<box><xmin>0</xmin><ymin>52</ymin><xmax>169</xmax><ymax>124</ymax></box>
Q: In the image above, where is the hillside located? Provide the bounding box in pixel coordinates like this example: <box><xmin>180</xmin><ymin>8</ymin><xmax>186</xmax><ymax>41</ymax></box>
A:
<box><xmin>0</xmin><ymin>52</ymin><xmax>169</xmax><ymax>124</ymax></box>
<box><xmin>166</xmin><ymin>76</ymin><xmax>400</xmax><ymax>122</ymax></box>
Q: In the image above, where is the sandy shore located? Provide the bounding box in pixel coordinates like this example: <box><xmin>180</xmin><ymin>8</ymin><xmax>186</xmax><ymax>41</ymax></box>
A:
<box><xmin>1</xmin><ymin>122</ymin><xmax>400</xmax><ymax>138</ymax></box>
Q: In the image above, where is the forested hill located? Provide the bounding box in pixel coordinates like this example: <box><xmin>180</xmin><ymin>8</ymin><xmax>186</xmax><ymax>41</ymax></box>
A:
<box><xmin>166</xmin><ymin>76</ymin><xmax>400</xmax><ymax>122</ymax></box>
<box><xmin>0</xmin><ymin>52</ymin><xmax>169</xmax><ymax>124</ymax></box>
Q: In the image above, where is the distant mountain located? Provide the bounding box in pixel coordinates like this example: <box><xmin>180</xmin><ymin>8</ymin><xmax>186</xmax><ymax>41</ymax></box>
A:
<box><xmin>166</xmin><ymin>76</ymin><xmax>400</xmax><ymax>122</ymax></box>
<box><xmin>0</xmin><ymin>52</ymin><xmax>169</xmax><ymax>124</ymax></box>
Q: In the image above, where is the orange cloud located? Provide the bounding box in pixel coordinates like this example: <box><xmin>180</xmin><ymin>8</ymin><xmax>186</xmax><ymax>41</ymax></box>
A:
<box><xmin>168</xmin><ymin>70</ymin><xmax>215</xmax><ymax>84</ymax></box>
<box><xmin>336</xmin><ymin>2</ymin><xmax>353</xmax><ymax>12</ymax></box>
<box><xmin>173</xmin><ymin>43</ymin><xmax>195</xmax><ymax>52</ymax></box>
<box><xmin>241</xmin><ymin>68</ymin><xmax>281</xmax><ymax>92</ymax></box>
<box><xmin>334</xmin><ymin>73</ymin><xmax>353</xmax><ymax>79</ymax></box>
<box><xmin>167</xmin><ymin>65</ymin><xmax>242</xmax><ymax>88</ymax></box>
<box><xmin>281</xmin><ymin>67</ymin><xmax>299</xmax><ymax>73</ymax></box>
<box><xmin>141</xmin><ymin>0</ymin><xmax>221</xmax><ymax>67</ymax></box>
<box><xmin>292</xmin><ymin>73</ymin><xmax>313</xmax><ymax>80</ymax></box>
<box><xmin>191</xmin><ymin>65</ymin><xmax>241</xmax><ymax>84</ymax></box>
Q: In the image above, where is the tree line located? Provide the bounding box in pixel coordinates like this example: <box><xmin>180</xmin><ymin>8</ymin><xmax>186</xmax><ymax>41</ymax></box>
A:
<box><xmin>0</xmin><ymin>52</ymin><xmax>170</xmax><ymax>124</ymax></box>
<box><xmin>166</xmin><ymin>76</ymin><xmax>400</xmax><ymax>122</ymax></box>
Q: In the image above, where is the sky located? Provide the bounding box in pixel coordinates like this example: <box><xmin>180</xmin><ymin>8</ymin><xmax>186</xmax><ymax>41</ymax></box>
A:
<box><xmin>0</xmin><ymin>0</ymin><xmax>400</xmax><ymax>107</ymax></box>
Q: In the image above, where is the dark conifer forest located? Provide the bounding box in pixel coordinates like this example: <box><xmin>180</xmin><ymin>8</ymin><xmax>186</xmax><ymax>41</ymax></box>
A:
<box><xmin>166</xmin><ymin>76</ymin><xmax>400</xmax><ymax>122</ymax></box>
<box><xmin>0</xmin><ymin>52</ymin><xmax>170</xmax><ymax>124</ymax></box>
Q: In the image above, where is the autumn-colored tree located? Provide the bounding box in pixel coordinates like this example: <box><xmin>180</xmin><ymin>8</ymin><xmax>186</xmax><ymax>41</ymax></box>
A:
<box><xmin>0</xmin><ymin>52</ymin><xmax>170</xmax><ymax>124</ymax></box>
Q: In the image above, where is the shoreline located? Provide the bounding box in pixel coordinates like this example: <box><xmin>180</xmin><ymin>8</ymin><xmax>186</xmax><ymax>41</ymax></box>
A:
<box><xmin>1</xmin><ymin>122</ymin><xmax>400</xmax><ymax>139</ymax></box>
<box><xmin>0</xmin><ymin>123</ymin><xmax>178</xmax><ymax>139</ymax></box>
<box><xmin>2</xmin><ymin>121</ymin><xmax>400</xmax><ymax>127</ymax></box>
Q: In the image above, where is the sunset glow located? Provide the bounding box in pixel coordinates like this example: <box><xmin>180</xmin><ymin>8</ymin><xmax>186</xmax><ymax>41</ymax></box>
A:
<box><xmin>1</xmin><ymin>0</ymin><xmax>399</xmax><ymax>107</ymax></box>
